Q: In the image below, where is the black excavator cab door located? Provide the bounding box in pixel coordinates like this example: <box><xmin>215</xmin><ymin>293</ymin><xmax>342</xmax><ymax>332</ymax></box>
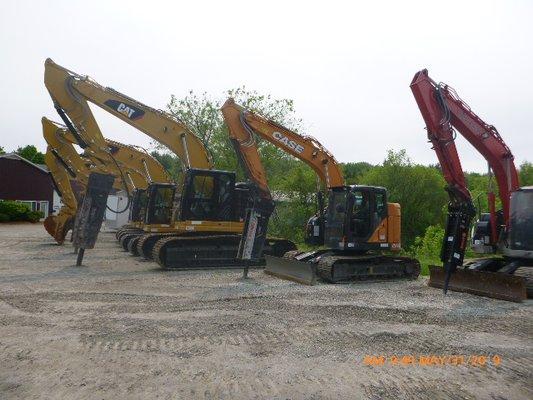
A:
<box><xmin>324</xmin><ymin>187</ymin><xmax>350</xmax><ymax>249</ymax></box>
<box><xmin>509</xmin><ymin>187</ymin><xmax>533</xmax><ymax>252</ymax></box>
<box><xmin>178</xmin><ymin>169</ymin><xmax>240</xmax><ymax>222</ymax></box>
<box><xmin>129</xmin><ymin>188</ymin><xmax>147</xmax><ymax>223</ymax></box>
<box><xmin>324</xmin><ymin>186</ymin><xmax>387</xmax><ymax>251</ymax></box>
<box><xmin>144</xmin><ymin>183</ymin><xmax>176</xmax><ymax>225</ymax></box>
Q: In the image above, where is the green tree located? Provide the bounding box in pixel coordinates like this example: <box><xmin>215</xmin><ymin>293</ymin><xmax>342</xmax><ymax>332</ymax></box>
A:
<box><xmin>519</xmin><ymin>161</ymin><xmax>533</xmax><ymax>186</ymax></box>
<box><xmin>359</xmin><ymin>149</ymin><xmax>448</xmax><ymax>248</ymax></box>
<box><xmin>410</xmin><ymin>224</ymin><xmax>444</xmax><ymax>275</ymax></box>
<box><xmin>465</xmin><ymin>172</ymin><xmax>494</xmax><ymax>213</ymax></box>
<box><xmin>165</xmin><ymin>87</ymin><xmax>304</xmax><ymax>172</ymax></box>
<box><xmin>342</xmin><ymin>161</ymin><xmax>373</xmax><ymax>184</ymax></box>
<box><xmin>150</xmin><ymin>151</ymin><xmax>182</xmax><ymax>182</ymax></box>
<box><xmin>165</xmin><ymin>87</ymin><xmax>314</xmax><ymax>242</ymax></box>
<box><xmin>0</xmin><ymin>146</ymin><xmax>5</xmax><ymax>155</ymax></box>
<box><xmin>270</xmin><ymin>163</ymin><xmax>317</xmax><ymax>242</ymax></box>
<box><xmin>16</xmin><ymin>145</ymin><xmax>45</xmax><ymax>164</ymax></box>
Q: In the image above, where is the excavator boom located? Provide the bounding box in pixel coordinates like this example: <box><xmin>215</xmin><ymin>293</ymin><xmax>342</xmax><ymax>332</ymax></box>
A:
<box><xmin>410</xmin><ymin>69</ymin><xmax>529</xmax><ymax>302</ymax></box>
<box><xmin>45</xmin><ymin>58</ymin><xmax>211</xmax><ymax>170</ymax></box>
<box><xmin>42</xmin><ymin>117</ymin><xmax>170</xmax><ymax>244</ymax></box>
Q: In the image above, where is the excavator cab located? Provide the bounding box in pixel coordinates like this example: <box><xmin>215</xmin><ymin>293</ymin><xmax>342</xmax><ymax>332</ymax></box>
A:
<box><xmin>508</xmin><ymin>187</ymin><xmax>533</xmax><ymax>252</ymax></box>
<box><xmin>179</xmin><ymin>169</ymin><xmax>242</xmax><ymax>222</ymax></box>
<box><xmin>145</xmin><ymin>183</ymin><xmax>176</xmax><ymax>225</ymax></box>
<box><xmin>143</xmin><ymin>168</ymin><xmax>249</xmax><ymax>226</ymax></box>
<box><xmin>129</xmin><ymin>188</ymin><xmax>147</xmax><ymax>225</ymax></box>
<box><xmin>324</xmin><ymin>185</ymin><xmax>388</xmax><ymax>252</ymax></box>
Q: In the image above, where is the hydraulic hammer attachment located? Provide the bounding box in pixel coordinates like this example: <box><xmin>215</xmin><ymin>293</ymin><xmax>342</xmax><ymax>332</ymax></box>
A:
<box><xmin>428</xmin><ymin>265</ymin><xmax>527</xmax><ymax>302</ymax></box>
<box><xmin>238</xmin><ymin>196</ymin><xmax>274</xmax><ymax>278</ymax></box>
<box><xmin>72</xmin><ymin>172</ymin><xmax>115</xmax><ymax>265</ymax></box>
<box><xmin>440</xmin><ymin>196</ymin><xmax>476</xmax><ymax>294</ymax></box>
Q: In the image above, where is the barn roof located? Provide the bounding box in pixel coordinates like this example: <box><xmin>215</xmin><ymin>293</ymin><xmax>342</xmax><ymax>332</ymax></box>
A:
<box><xmin>0</xmin><ymin>153</ymin><xmax>49</xmax><ymax>173</ymax></box>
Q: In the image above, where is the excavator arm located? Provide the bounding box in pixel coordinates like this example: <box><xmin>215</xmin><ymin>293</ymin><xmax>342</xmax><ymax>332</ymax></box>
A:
<box><xmin>410</xmin><ymin>69</ymin><xmax>522</xmax><ymax>298</ymax></box>
<box><xmin>226</xmin><ymin>99</ymin><xmax>344</xmax><ymax>189</ymax></box>
<box><xmin>221</xmin><ymin>99</ymin><xmax>275</xmax><ymax>263</ymax></box>
<box><xmin>411</xmin><ymin>70</ymin><xmax>519</xmax><ymax>223</ymax></box>
<box><xmin>44</xmin><ymin>58</ymin><xmax>212</xmax><ymax>171</ymax></box>
<box><xmin>42</xmin><ymin>117</ymin><xmax>170</xmax><ymax>244</ymax></box>
<box><xmin>221</xmin><ymin>98</ymin><xmax>345</xmax><ymax>257</ymax></box>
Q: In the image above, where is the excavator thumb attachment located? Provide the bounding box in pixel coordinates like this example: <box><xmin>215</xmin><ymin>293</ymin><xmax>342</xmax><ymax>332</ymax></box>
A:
<box><xmin>428</xmin><ymin>265</ymin><xmax>527</xmax><ymax>302</ymax></box>
<box><xmin>264</xmin><ymin>254</ymin><xmax>318</xmax><ymax>285</ymax></box>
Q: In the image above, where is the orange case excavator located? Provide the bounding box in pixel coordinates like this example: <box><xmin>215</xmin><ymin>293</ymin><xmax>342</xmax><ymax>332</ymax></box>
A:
<box><xmin>222</xmin><ymin>98</ymin><xmax>420</xmax><ymax>284</ymax></box>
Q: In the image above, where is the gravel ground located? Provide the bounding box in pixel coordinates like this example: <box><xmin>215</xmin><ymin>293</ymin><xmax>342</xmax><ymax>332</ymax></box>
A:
<box><xmin>0</xmin><ymin>223</ymin><xmax>531</xmax><ymax>399</ymax></box>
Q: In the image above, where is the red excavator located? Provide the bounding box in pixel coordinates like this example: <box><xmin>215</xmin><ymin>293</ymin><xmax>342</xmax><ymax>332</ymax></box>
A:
<box><xmin>410</xmin><ymin>69</ymin><xmax>532</xmax><ymax>302</ymax></box>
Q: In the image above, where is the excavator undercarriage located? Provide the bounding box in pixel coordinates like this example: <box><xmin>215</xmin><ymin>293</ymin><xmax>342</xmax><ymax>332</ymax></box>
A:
<box><xmin>266</xmin><ymin>250</ymin><xmax>420</xmax><ymax>285</ymax></box>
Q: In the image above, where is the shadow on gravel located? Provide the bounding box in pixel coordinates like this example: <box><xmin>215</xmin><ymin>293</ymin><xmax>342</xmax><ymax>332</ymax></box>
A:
<box><xmin>36</xmin><ymin>243</ymin><xmax>62</xmax><ymax>247</ymax></box>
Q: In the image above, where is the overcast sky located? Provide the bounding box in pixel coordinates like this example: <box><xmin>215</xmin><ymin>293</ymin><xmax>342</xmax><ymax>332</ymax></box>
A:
<box><xmin>1</xmin><ymin>0</ymin><xmax>531</xmax><ymax>172</ymax></box>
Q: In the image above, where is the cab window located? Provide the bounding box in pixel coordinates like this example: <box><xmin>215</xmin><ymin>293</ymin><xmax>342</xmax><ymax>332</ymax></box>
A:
<box><xmin>376</xmin><ymin>192</ymin><xmax>386</xmax><ymax>217</ymax></box>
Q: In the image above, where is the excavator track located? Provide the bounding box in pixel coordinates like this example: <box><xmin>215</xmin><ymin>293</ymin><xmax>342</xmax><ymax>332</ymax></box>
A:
<box><xmin>136</xmin><ymin>233</ymin><xmax>176</xmax><ymax>259</ymax></box>
<box><xmin>116</xmin><ymin>224</ymin><xmax>134</xmax><ymax>236</ymax></box>
<box><xmin>127</xmin><ymin>235</ymin><xmax>142</xmax><ymax>256</ymax></box>
<box><xmin>153</xmin><ymin>235</ymin><xmax>260</xmax><ymax>269</ymax></box>
<box><xmin>265</xmin><ymin>251</ymin><xmax>420</xmax><ymax>285</ymax></box>
<box><xmin>152</xmin><ymin>235</ymin><xmax>295</xmax><ymax>270</ymax></box>
<box><xmin>116</xmin><ymin>227</ymin><xmax>142</xmax><ymax>241</ymax></box>
<box><xmin>119</xmin><ymin>232</ymin><xmax>143</xmax><ymax>251</ymax></box>
<box><xmin>316</xmin><ymin>254</ymin><xmax>420</xmax><ymax>283</ymax></box>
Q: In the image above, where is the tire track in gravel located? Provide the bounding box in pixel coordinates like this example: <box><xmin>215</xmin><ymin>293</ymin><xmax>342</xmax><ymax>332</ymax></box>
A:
<box><xmin>77</xmin><ymin>326</ymin><xmax>460</xmax><ymax>356</ymax></box>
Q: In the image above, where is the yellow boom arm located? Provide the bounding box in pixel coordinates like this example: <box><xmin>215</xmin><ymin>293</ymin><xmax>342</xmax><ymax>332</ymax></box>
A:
<box><xmin>44</xmin><ymin>58</ymin><xmax>212</xmax><ymax>171</ymax></box>
<box><xmin>42</xmin><ymin>117</ymin><xmax>170</xmax><ymax>244</ymax></box>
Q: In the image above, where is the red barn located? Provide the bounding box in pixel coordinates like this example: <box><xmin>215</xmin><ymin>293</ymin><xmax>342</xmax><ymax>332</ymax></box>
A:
<box><xmin>0</xmin><ymin>153</ymin><xmax>56</xmax><ymax>217</ymax></box>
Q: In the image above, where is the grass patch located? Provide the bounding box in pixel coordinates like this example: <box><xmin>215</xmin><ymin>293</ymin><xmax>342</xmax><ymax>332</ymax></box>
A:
<box><xmin>414</xmin><ymin>257</ymin><xmax>440</xmax><ymax>276</ymax></box>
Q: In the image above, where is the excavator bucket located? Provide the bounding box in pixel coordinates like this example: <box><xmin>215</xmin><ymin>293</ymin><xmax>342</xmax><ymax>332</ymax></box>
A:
<box><xmin>264</xmin><ymin>255</ymin><xmax>318</xmax><ymax>285</ymax></box>
<box><xmin>44</xmin><ymin>216</ymin><xmax>60</xmax><ymax>242</ymax></box>
<box><xmin>44</xmin><ymin>215</ymin><xmax>73</xmax><ymax>245</ymax></box>
<box><xmin>428</xmin><ymin>265</ymin><xmax>527</xmax><ymax>302</ymax></box>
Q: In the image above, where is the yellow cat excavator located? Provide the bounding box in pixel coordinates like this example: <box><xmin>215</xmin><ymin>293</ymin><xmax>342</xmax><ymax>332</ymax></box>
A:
<box><xmin>42</xmin><ymin>117</ymin><xmax>171</xmax><ymax>244</ymax></box>
<box><xmin>44</xmin><ymin>59</ymin><xmax>294</xmax><ymax>268</ymax></box>
<box><xmin>221</xmin><ymin>98</ymin><xmax>420</xmax><ymax>284</ymax></box>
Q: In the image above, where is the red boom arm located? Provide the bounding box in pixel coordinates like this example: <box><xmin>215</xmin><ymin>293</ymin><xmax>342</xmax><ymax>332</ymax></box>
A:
<box><xmin>411</xmin><ymin>69</ymin><xmax>519</xmax><ymax>229</ymax></box>
<box><xmin>410</xmin><ymin>69</ymin><xmax>520</xmax><ymax>291</ymax></box>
